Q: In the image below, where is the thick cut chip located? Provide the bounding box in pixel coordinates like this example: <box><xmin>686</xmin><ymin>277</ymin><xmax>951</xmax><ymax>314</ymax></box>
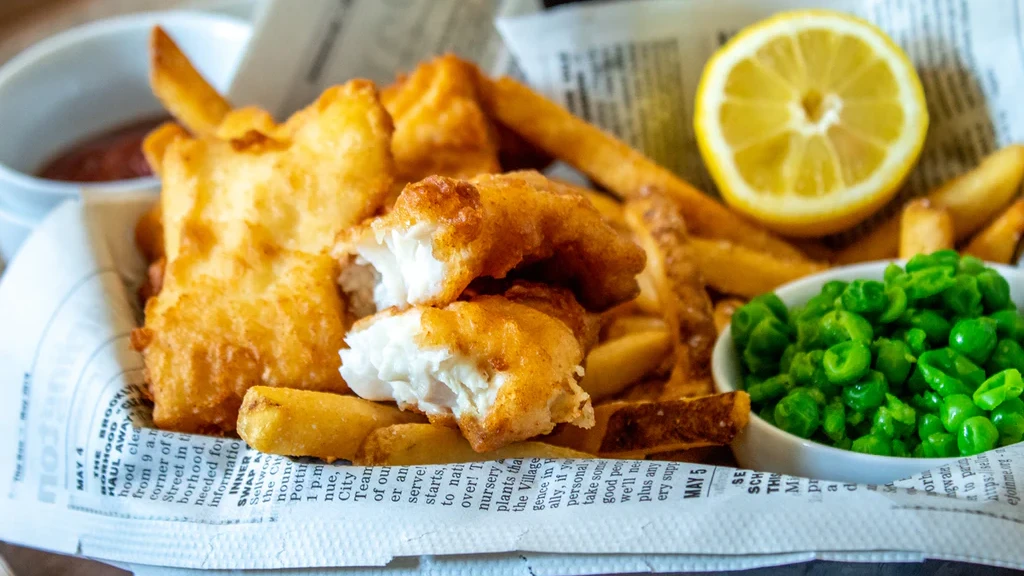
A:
<box><xmin>237</xmin><ymin>386</ymin><xmax>425</xmax><ymax>462</ymax></box>
<box><xmin>335</xmin><ymin>170</ymin><xmax>646</xmax><ymax>314</ymax></box>
<box><xmin>544</xmin><ymin>392</ymin><xmax>750</xmax><ymax>458</ymax></box>
<box><xmin>339</xmin><ymin>284</ymin><xmax>595</xmax><ymax>452</ymax></box>
<box><xmin>150</xmin><ymin>26</ymin><xmax>231</xmax><ymax>136</ymax></box>
<box><xmin>625</xmin><ymin>193</ymin><xmax>717</xmax><ymax>397</ymax></box>
<box><xmin>964</xmin><ymin>200</ymin><xmax>1024</xmax><ymax>264</ymax></box>
<box><xmin>898</xmin><ymin>199</ymin><xmax>953</xmax><ymax>259</ymax></box>
<box><xmin>355</xmin><ymin>424</ymin><xmax>591</xmax><ymax>465</ymax></box>
<box><xmin>689</xmin><ymin>238</ymin><xmax>828</xmax><ymax>298</ymax></box>
<box><xmin>836</xmin><ymin>145</ymin><xmax>1024</xmax><ymax>264</ymax></box>
<box><xmin>382</xmin><ymin>54</ymin><xmax>500</xmax><ymax>182</ymax></box>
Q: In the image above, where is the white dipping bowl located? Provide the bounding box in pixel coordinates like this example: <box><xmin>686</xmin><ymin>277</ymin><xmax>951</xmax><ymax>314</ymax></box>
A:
<box><xmin>713</xmin><ymin>260</ymin><xmax>1024</xmax><ymax>484</ymax></box>
<box><xmin>0</xmin><ymin>11</ymin><xmax>251</xmax><ymax>222</ymax></box>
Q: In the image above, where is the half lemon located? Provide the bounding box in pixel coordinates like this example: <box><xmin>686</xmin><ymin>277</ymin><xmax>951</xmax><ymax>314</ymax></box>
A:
<box><xmin>694</xmin><ymin>9</ymin><xmax>928</xmax><ymax>237</ymax></box>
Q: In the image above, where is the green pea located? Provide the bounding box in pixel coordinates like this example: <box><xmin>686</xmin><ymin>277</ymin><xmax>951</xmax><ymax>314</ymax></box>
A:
<box><xmin>906</xmin><ymin>310</ymin><xmax>952</xmax><ymax>346</ymax></box>
<box><xmin>930</xmin><ymin>249</ymin><xmax>961</xmax><ymax>267</ymax></box>
<box><xmin>948</xmin><ymin>317</ymin><xmax>998</xmax><ymax>364</ymax></box>
<box><xmin>940</xmin><ymin>394</ymin><xmax>983</xmax><ymax>433</ymax></box>
<box><xmin>885</xmin><ymin>393</ymin><xmax>917</xmax><ymax>427</ymax></box>
<box><xmin>878</xmin><ymin>286</ymin><xmax>908</xmax><ymax>324</ymax></box>
<box><xmin>822</xmin><ymin>399</ymin><xmax>846</xmax><ymax>442</ymax></box>
<box><xmin>892</xmin><ymin>439</ymin><xmax>910</xmax><ymax>457</ymax></box>
<box><xmin>795</xmin><ymin>318</ymin><xmax>824</xmax><ymax>350</ymax></box>
<box><xmin>774</xmin><ymin>391</ymin><xmax>820</xmax><ymax>438</ymax></box>
<box><xmin>820</xmin><ymin>310</ymin><xmax>873</xmax><ymax>345</ymax></box>
<box><xmin>990</xmin><ymin>310</ymin><xmax>1024</xmax><ymax>341</ymax></box>
<box><xmin>751</xmin><ymin>293</ymin><xmax>788</xmax><ymax>323</ymax></box>
<box><xmin>991</xmin><ymin>398</ymin><xmax>1024</xmax><ymax>446</ymax></box>
<box><xmin>731</xmin><ymin>302</ymin><xmax>775</xmax><ymax>349</ymax></box>
<box><xmin>747</xmin><ymin>374</ymin><xmax>791</xmax><ymax>404</ymax></box>
<box><xmin>917</xmin><ymin>348</ymin><xmax>984</xmax><ymax>396</ymax></box>
<box><xmin>912</xmin><ymin>443</ymin><xmax>926</xmax><ymax>458</ymax></box>
<box><xmin>742</xmin><ymin>374</ymin><xmax>765</xmax><ymax>391</ymax></box>
<box><xmin>758</xmin><ymin>404</ymin><xmax>776</xmax><ymax>425</ymax></box>
<box><xmin>851</xmin><ymin>433</ymin><xmax>892</xmax><ymax>456</ymax></box>
<box><xmin>871</xmin><ymin>406</ymin><xmax>898</xmax><ymax>439</ymax></box>
<box><xmin>918</xmin><ymin>413</ymin><xmax>945</xmax><ymax>440</ymax></box>
<box><xmin>910</xmin><ymin>390</ymin><xmax>944</xmax><ymax>415</ymax></box>
<box><xmin>905</xmin><ymin>253</ymin><xmax>938</xmax><ymax>273</ymax></box>
<box><xmin>973</xmin><ymin>369</ymin><xmax>1024</xmax><ymax>410</ymax></box>
<box><xmin>823</xmin><ymin>340</ymin><xmax>872</xmax><ymax>385</ymax></box>
<box><xmin>873</xmin><ymin>338</ymin><xmax>914</xmax><ymax>387</ymax></box>
<box><xmin>957</xmin><ymin>416</ymin><xmax>999</xmax><ymax>456</ymax></box>
<box><xmin>942</xmin><ymin>274</ymin><xmax>984</xmax><ymax>318</ymax></box>
<box><xmin>778</xmin><ymin>344</ymin><xmax>798</xmax><ymax>374</ymax></box>
<box><xmin>958</xmin><ymin>255</ymin><xmax>986</xmax><ymax>276</ymax></box>
<box><xmin>884</xmin><ymin>263</ymin><xmax>907</xmax><ymax>286</ymax></box>
<box><xmin>743</xmin><ymin>346</ymin><xmax>779</xmax><ymax>376</ymax></box>
<box><xmin>922</xmin><ymin>432</ymin><xmax>958</xmax><ymax>458</ymax></box>
<box><xmin>977</xmin><ymin>270</ymin><xmax>1011</xmax><ymax>312</ymax></box>
<box><xmin>840</xmin><ymin>280</ymin><xmax>888</xmax><ymax>315</ymax></box>
<box><xmin>847</xmin><ymin>409</ymin><xmax>865</xmax><ymax>427</ymax></box>
<box><xmin>803</xmin><ymin>386</ymin><xmax>827</xmax><ymax>405</ymax></box>
<box><xmin>842</xmin><ymin>370</ymin><xmax>888</xmax><ymax>412</ymax></box>
<box><xmin>903</xmin><ymin>328</ymin><xmax>929</xmax><ymax>356</ymax></box>
<box><xmin>747</xmin><ymin>316</ymin><xmax>791</xmax><ymax>356</ymax></box>
<box><xmin>822</xmin><ymin>280</ymin><xmax>849</xmax><ymax>299</ymax></box>
<box><xmin>905</xmin><ymin>266</ymin><xmax>956</xmax><ymax>302</ymax></box>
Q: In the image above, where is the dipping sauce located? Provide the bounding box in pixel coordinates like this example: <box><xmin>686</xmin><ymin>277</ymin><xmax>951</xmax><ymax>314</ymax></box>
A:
<box><xmin>37</xmin><ymin>116</ymin><xmax>170</xmax><ymax>182</ymax></box>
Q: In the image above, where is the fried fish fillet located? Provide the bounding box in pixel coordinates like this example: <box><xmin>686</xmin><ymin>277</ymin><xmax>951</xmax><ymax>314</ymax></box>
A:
<box><xmin>339</xmin><ymin>283</ymin><xmax>595</xmax><ymax>452</ymax></box>
<box><xmin>134</xmin><ymin>245</ymin><xmax>349</xmax><ymax>433</ymax></box>
<box><xmin>334</xmin><ymin>170</ymin><xmax>646</xmax><ymax>315</ymax></box>
<box><xmin>134</xmin><ymin>79</ymin><xmax>395</xmax><ymax>434</ymax></box>
<box><xmin>382</xmin><ymin>54</ymin><xmax>500</xmax><ymax>183</ymax></box>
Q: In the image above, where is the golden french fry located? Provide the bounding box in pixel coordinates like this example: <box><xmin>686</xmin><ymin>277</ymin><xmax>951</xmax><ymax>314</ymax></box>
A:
<box><xmin>237</xmin><ymin>387</ymin><xmax>424</xmax><ymax>462</ymax></box>
<box><xmin>713</xmin><ymin>298</ymin><xmax>745</xmax><ymax>335</ymax></box>
<box><xmin>837</xmin><ymin>145</ymin><xmax>1024</xmax><ymax>264</ymax></box>
<box><xmin>354</xmin><ymin>424</ymin><xmax>591</xmax><ymax>465</ymax></box>
<box><xmin>625</xmin><ymin>194</ymin><xmax>717</xmax><ymax>395</ymax></box>
<box><xmin>480</xmin><ymin>76</ymin><xmax>807</xmax><ymax>261</ymax></box>
<box><xmin>603</xmin><ymin>315</ymin><xmax>667</xmax><ymax>340</ymax></box>
<box><xmin>690</xmin><ymin>237</ymin><xmax>828</xmax><ymax>298</ymax></box>
<box><xmin>963</xmin><ymin>199</ymin><xmax>1024</xmax><ymax>263</ymax></box>
<box><xmin>898</xmin><ymin>199</ymin><xmax>954</xmax><ymax>258</ymax></box>
<box><xmin>581</xmin><ymin>330</ymin><xmax>673</xmax><ymax>401</ymax></box>
<box><xmin>544</xmin><ymin>392</ymin><xmax>750</xmax><ymax>458</ymax></box>
<box><xmin>633</xmin><ymin>269</ymin><xmax>661</xmax><ymax>315</ymax></box>
<box><xmin>614</xmin><ymin>379</ymin><xmax>667</xmax><ymax>402</ymax></box>
<box><xmin>150</xmin><ymin>26</ymin><xmax>232</xmax><ymax>136</ymax></box>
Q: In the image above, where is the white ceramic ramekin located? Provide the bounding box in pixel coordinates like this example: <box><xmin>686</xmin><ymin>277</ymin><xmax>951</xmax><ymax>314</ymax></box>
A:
<box><xmin>0</xmin><ymin>11</ymin><xmax>251</xmax><ymax>261</ymax></box>
<box><xmin>713</xmin><ymin>261</ymin><xmax>1024</xmax><ymax>484</ymax></box>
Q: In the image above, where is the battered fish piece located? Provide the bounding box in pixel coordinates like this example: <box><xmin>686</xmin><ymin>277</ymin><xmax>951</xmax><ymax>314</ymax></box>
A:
<box><xmin>134</xmin><ymin>245</ymin><xmax>349</xmax><ymax>433</ymax></box>
<box><xmin>339</xmin><ymin>284</ymin><xmax>595</xmax><ymax>452</ymax></box>
<box><xmin>334</xmin><ymin>170</ymin><xmax>646</xmax><ymax>315</ymax></box>
<box><xmin>134</xmin><ymin>78</ymin><xmax>395</xmax><ymax>434</ymax></box>
<box><xmin>382</xmin><ymin>54</ymin><xmax>500</xmax><ymax>182</ymax></box>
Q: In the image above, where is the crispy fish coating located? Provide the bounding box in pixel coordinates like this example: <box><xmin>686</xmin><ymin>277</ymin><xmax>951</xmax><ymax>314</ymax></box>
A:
<box><xmin>334</xmin><ymin>170</ymin><xmax>646</xmax><ymax>314</ymax></box>
<box><xmin>382</xmin><ymin>54</ymin><xmax>500</xmax><ymax>182</ymax></box>
<box><xmin>340</xmin><ymin>283</ymin><xmax>595</xmax><ymax>452</ymax></box>
<box><xmin>134</xmin><ymin>79</ymin><xmax>395</xmax><ymax>434</ymax></box>
<box><xmin>158</xmin><ymin>81</ymin><xmax>394</xmax><ymax>263</ymax></box>
<box><xmin>134</xmin><ymin>246</ymin><xmax>349</xmax><ymax>433</ymax></box>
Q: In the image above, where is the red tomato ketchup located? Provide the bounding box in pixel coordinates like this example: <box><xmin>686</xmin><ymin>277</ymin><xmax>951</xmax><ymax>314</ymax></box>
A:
<box><xmin>37</xmin><ymin>116</ymin><xmax>170</xmax><ymax>182</ymax></box>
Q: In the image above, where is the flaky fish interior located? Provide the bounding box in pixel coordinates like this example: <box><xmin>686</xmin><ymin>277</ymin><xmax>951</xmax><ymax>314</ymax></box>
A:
<box><xmin>339</xmin><ymin>284</ymin><xmax>595</xmax><ymax>452</ymax></box>
<box><xmin>333</xmin><ymin>170</ymin><xmax>646</xmax><ymax>317</ymax></box>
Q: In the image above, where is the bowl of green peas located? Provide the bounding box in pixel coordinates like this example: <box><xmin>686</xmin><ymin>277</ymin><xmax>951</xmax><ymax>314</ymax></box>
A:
<box><xmin>712</xmin><ymin>250</ymin><xmax>1024</xmax><ymax>484</ymax></box>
